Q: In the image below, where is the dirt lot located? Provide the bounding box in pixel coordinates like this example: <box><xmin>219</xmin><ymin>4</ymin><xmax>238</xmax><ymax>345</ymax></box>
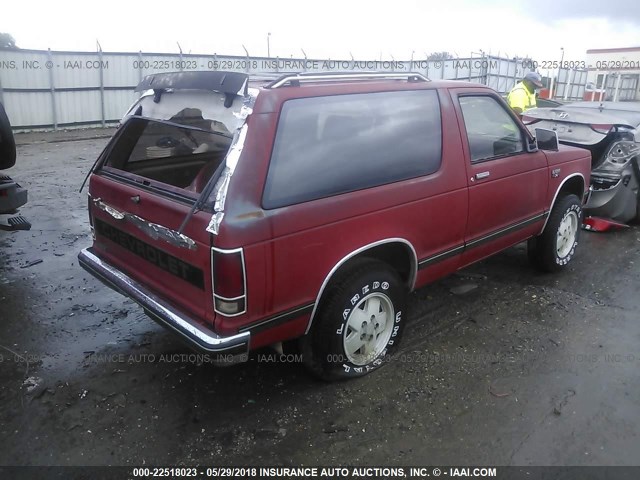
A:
<box><xmin>1</xmin><ymin>130</ymin><xmax>640</xmax><ymax>467</ymax></box>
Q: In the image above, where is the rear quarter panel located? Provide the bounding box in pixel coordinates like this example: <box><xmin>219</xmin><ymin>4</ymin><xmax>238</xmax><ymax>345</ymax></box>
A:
<box><xmin>214</xmin><ymin>86</ymin><xmax>470</xmax><ymax>345</ymax></box>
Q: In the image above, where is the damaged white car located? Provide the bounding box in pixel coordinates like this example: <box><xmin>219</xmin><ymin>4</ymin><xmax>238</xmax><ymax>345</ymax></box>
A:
<box><xmin>523</xmin><ymin>102</ymin><xmax>640</xmax><ymax>223</ymax></box>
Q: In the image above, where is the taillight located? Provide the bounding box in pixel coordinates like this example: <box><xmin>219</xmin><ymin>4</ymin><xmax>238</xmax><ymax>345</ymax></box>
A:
<box><xmin>211</xmin><ymin>247</ymin><xmax>246</xmax><ymax>316</ymax></box>
<box><xmin>590</xmin><ymin>124</ymin><xmax>613</xmax><ymax>134</ymax></box>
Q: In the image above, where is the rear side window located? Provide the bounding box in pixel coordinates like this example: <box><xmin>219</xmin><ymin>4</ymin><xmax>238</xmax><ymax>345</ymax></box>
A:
<box><xmin>263</xmin><ymin>90</ymin><xmax>442</xmax><ymax>209</ymax></box>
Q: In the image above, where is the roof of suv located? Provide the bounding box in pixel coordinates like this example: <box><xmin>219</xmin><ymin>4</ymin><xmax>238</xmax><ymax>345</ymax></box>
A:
<box><xmin>261</xmin><ymin>78</ymin><xmax>481</xmax><ymax>89</ymax></box>
<box><xmin>136</xmin><ymin>70</ymin><xmax>485</xmax><ymax>95</ymax></box>
<box><xmin>132</xmin><ymin>71</ymin><xmax>488</xmax><ymax>117</ymax></box>
<box><xmin>259</xmin><ymin>72</ymin><xmax>481</xmax><ymax>90</ymax></box>
<box><xmin>251</xmin><ymin>75</ymin><xmax>485</xmax><ymax>114</ymax></box>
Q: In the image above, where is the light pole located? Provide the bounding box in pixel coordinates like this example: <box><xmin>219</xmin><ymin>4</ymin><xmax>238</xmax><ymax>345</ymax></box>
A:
<box><xmin>553</xmin><ymin>47</ymin><xmax>564</xmax><ymax>99</ymax></box>
<box><xmin>267</xmin><ymin>32</ymin><xmax>271</xmax><ymax>58</ymax></box>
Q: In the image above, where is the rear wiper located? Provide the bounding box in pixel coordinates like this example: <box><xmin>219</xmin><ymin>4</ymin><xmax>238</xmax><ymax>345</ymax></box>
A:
<box><xmin>177</xmin><ymin>160</ymin><xmax>226</xmax><ymax>234</ymax></box>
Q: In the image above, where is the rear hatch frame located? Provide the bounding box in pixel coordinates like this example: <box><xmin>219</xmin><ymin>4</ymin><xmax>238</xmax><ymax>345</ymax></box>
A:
<box><xmin>82</xmin><ymin>71</ymin><xmax>258</xmax><ymax>331</ymax></box>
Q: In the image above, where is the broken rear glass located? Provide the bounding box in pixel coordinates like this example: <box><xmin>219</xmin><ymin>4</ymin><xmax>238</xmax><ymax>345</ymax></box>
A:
<box><xmin>104</xmin><ymin>109</ymin><xmax>232</xmax><ymax>194</ymax></box>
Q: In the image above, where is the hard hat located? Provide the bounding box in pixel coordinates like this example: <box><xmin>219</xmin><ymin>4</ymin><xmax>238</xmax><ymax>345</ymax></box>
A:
<box><xmin>524</xmin><ymin>72</ymin><xmax>543</xmax><ymax>88</ymax></box>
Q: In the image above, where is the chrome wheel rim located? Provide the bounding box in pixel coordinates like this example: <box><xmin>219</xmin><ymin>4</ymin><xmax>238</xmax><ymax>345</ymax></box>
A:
<box><xmin>556</xmin><ymin>210</ymin><xmax>578</xmax><ymax>258</ymax></box>
<box><xmin>343</xmin><ymin>292</ymin><xmax>394</xmax><ymax>366</ymax></box>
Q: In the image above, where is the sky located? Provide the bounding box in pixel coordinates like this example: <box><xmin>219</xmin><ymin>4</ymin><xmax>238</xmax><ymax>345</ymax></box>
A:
<box><xmin>2</xmin><ymin>0</ymin><xmax>640</xmax><ymax>62</ymax></box>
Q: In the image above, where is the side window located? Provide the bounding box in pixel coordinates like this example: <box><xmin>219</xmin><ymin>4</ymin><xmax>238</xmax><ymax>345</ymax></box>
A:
<box><xmin>458</xmin><ymin>96</ymin><xmax>524</xmax><ymax>163</ymax></box>
<box><xmin>263</xmin><ymin>90</ymin><xmax>442</xmax><ymax>209</ymax></box>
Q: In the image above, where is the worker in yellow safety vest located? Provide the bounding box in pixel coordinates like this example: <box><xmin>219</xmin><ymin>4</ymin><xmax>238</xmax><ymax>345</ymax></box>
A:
<box><xmin>507</xmin><ymin>72</ymin><xmax>543</xmax><ymax>115</ymax></box>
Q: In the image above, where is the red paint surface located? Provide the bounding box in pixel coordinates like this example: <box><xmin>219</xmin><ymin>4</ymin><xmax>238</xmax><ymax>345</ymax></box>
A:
<box><xmin>87</xmin><ymin>79</ymin><xmax>592</xmax><ymax>348</ymax></box>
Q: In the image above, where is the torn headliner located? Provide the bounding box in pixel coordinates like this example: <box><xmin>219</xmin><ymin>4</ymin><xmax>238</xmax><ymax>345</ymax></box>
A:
<box><xmin>122</xmin><ymin>88</ymin><xmax>257</xmax><ymax>134</ymax></box>
<box><xmin>120</xmin><ymin>84</ymin><xmax>259</xmax><ymax>236</ymax></box>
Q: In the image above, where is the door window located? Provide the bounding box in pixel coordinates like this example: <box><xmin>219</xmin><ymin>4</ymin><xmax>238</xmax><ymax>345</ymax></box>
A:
<box><xmin>458</xmin><ymin>96</ymin><xmax>524</xmax><ymax>163</ymax></box>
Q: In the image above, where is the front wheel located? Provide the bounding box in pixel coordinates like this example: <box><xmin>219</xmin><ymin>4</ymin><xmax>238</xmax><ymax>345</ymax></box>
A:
<box><xmin>528</xmin><ymin>194</ymin><xmax>582</xmax><ymax>272</ymax></box>
<box><xmin>301</xmin><ymin>259</ymin><xmax>407</xmax><ymax>381</ymax></box>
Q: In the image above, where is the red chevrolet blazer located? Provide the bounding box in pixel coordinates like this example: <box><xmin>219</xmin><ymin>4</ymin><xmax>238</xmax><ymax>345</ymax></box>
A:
<box><xmin>79</xmin><ymin>71</ymin><xmax>592</xmax><ymax>380</ymax></box>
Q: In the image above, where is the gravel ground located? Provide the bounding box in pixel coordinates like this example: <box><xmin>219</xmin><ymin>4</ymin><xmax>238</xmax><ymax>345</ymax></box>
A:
<box><xmin>1</xmin><ymin>130</ymin><xmax>639</xmax><ymax>467</ymax></box>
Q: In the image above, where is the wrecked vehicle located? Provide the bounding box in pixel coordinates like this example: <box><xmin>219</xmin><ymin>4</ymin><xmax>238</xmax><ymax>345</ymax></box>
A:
<box><xmin>79</xmin><ymin>71</ymin><xmax>591</xmax><ymax>380</ymax></box>
<box><xmin>0</xmin><ymin>101</ymin><xmax>30</xmax><ymax>231</ymax></box>
<box><xmin>535</xmin><ymin>97</ymin><xmax>563</xmax><ymax>108</ymax></box>
<box><xmin>523</xmin><ymin>102</ymin><xmax>640</xmax><ymax>223</ymax></box>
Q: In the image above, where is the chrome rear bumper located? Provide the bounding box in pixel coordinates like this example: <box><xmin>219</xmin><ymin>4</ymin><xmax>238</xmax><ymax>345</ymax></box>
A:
<box><xmin>78</xmin><ymin>248</ymin><xmax>249</xmax><ymax>363</ymax></box>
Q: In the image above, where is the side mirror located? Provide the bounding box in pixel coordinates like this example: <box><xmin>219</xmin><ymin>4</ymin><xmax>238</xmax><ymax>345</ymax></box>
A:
<box><xmin>535</xmin><ymin>128</ymin><xmax>559</xmax><ymax>151</ymax></box>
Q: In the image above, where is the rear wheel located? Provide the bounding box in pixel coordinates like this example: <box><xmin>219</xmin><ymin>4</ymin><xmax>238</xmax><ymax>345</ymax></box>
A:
<box><xmin>528</xmin><ymin>194</ymin><xmax>582</xmax><ymax>272</ymax></box>
<box><xmin>301</xmin><ymin>259</ymin><xmax>406</xmax><ymax>381</ymax></box>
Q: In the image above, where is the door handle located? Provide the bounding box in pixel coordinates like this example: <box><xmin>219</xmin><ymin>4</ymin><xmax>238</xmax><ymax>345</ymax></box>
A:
<box><xmin>475</xmin><ymin>171</ymin><xmax>491</xmax><ymax>180</ymax></box>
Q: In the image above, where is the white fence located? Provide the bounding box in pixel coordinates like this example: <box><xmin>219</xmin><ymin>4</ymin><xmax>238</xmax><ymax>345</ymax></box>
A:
<box><xmin>603</xmin><ymin>73</ymin><xmax>639</xmax><ymax>102</ymax></box>
<box><xmin>0</xmin><ymin>48</ymin><xmax>592</xmax><ymax>131</ymax></box>
<box><xmin>552</xmin><ymin>68</ymin><xmax>588</xmax><ymax>101</ymax></box>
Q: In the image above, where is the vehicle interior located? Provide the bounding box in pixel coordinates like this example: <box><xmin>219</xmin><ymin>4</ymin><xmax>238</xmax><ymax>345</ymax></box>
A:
<box><xmin>459</xmin><ymin>96</ymin><xmax>524</xmax><ymax>161</ymax></box>
<box><xmin>105</xmin><ymin>109</ymin><xmax>232</xmax><ymax>194</ymax></box>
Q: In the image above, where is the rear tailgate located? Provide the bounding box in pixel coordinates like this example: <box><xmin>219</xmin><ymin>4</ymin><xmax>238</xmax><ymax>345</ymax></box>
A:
<box><xmin>89</xmin><ymin>174</ymin><xmax>213</xmax><ymax>324</ymax></box>
<box><xmin>84</xmin><ymin>71</ymin><xmax>256</xmax><ymax>329</ymax></box>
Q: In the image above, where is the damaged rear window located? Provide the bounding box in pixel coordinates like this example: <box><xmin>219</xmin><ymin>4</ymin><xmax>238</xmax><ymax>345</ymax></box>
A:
<box><xmin>104</xmin><ymin>109</ymin><xmax>232</xmax><ymax>194</ymax></box>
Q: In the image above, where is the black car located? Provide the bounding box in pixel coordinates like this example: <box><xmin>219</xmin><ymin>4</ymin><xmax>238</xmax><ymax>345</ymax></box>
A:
<box><xmin>0</xmin><ymin>102</ymin><xmax>30</xmax><ymax>231</ymax></box>
<box><xmin>523</xmin><ymin>102</ymin><xmax>640</xmax><ymax>223</ymax></box>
